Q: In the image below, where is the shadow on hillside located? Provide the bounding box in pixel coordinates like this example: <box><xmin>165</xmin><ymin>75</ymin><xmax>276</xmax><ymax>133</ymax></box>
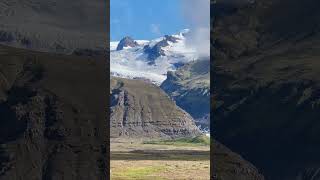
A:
<box><xmin>111</xmin><ymin>150</ymin><xmax>210</xmax><ymax>161</ymax></box>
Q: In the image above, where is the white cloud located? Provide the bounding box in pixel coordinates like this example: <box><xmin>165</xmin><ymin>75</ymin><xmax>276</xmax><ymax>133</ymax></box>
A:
<box><xmin>181</xmin><ymin>0</ymin><xmax>210</xmax><ymax>57</ymax></box>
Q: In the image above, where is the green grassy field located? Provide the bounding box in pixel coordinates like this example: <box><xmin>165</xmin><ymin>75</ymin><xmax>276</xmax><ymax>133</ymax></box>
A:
<box><xmin>143</xmin><ymin>135</ymin><xmax>210</xmax><ymax>146</ymax></box>
<box><xmin>112</xmin><ymin>165</ymin><xmax>166</xmax><ymax>180</ymax></box>
<box><xmin>111</xmin><ymin>136</ymin><xmax>210</xmax><ymax>180</ymax></box>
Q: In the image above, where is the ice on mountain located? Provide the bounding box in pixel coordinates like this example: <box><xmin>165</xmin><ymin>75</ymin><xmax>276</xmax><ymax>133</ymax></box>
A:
<box><xmin>110</xmin><ymin>30</ymin><xmax>199</xmax><ymax>85</ymax></box>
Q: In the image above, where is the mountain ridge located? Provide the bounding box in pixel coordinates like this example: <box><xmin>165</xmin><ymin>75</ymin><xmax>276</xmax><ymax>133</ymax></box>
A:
<box><xmin>110</xmin><ymin>77</ymin><xmax>201</xmax><ymax>139</ymax></box>
<box><xmin>110</xmin><ymin>30</ymin><xmax>199</xmax><ymax>85</ymax></box>
<box><xmin>161</xmin><ymin>59</ymin><xmax>210</xmax><ymax>129</ymax></box>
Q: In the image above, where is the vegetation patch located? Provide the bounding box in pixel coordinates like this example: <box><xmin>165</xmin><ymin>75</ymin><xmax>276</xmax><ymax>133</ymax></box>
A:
<box><xmin>112</xmin><ymin>166</ymin><xmax>166</xmax><ymax>180</ymax></box>
<box><xmin>143</xmin><ymin>135</ymin><xmax>210</xmax><ymax>146</ymax></box>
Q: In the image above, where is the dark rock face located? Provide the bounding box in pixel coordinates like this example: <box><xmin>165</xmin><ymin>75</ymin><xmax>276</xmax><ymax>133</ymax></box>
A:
<box><xmin>143</xmin><ymin>35</ymin><xmax>180</xmax><ymax>63</ymax></box>
<box><xmin>110</xmin><ymin>77</ymin><xmax>201</xmax><ymax>139</ymax></box>
<box><xmin>164</xmin><ymin>35</ymin><xmax>180</xmax><ymax>43</ymax></box>
<box><xmin>213</xmin><ymin>0</ymin><xmax>320</xmax><ymax>179</ymax></box>
<box><xmin>0</xmin><ymin>45</ymin><xmax>108</xmax><ymax>179</ymax></box>
<box><xmin>212</xmin><ymin>140</ymin><xmax>265</xmax><ymax>180</ymax></box>
<box><xmin>0</xmin><ymin>31</ymin><xmax>14</xmax><ymax>42</ymax></box>
<box><xmin>143</xmin><ymin>41</ymin><xmax>167</xmax><ymax>63</ymax></box>
<box><xmin>161</xmin><ymin>59</ymin><xmax>210</xmax><ymax>128</ymax></box>
<box><xmin>296</xmin><ymin>168</ymin><xmax>320</xmax><ymax>180</ymax></box>
<box><xmin>116</xmin><ymin>36</ymin><xmax>138</xmax><ymax>51</ymax></box>
<box><xmin>0</xmin><ymin>0</ymin><xmax>107</xmax><ymax>53</ymax></box>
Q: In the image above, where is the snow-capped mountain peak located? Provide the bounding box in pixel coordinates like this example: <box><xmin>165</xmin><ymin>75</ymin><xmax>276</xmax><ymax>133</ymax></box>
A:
<box><xmin>110</xmin><ymin>30</ymin><xmax>199</xmax><ymax>85</ymax></box>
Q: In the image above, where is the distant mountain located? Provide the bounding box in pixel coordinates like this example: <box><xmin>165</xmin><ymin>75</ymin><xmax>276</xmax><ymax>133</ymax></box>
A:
<box><xmin>161</xmin><ymin>59</ymin><xmax>210</xmax><ymax>129</ymax></box>
<box><xmin>116</xmin><ymin>36</ymin><xmax>138</xmax><ymax>51</ymax></box>
<box><xmin>143</xmin><ymin>35</ymin><xmax>181</xmax><ymax>62</ymax></box>
<box><xmin>0</xmin><ymin>0</ymin><xmax>107</xmax><ymax>53</ymax></box>
<box><xmin>110</xmin><ymin>29</ymin><xmax>199</xmax><ymax>85</ymax></box>
<box><xmin>110</xmin><ymin>77</ymin><xmax>201</xmax><ymax>139</ymax></box>
<box><xmin>111</xmin><ymin>30</ymin><xmax>211</xmax><ymax>131</ymax></box>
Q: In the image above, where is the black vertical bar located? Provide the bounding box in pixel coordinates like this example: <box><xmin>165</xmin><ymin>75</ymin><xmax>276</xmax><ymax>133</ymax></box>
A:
<box><xmin>106</xmin><ymin>0</ymin><xmax>111</xmax><ymax>179</ymax></box>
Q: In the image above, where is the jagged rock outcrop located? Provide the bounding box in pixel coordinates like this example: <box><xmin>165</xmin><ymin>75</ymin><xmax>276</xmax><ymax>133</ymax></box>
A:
<box><xmin>0</xmin><ymin>45</ymin><xmax>108</xmax><ymax>179</ymax></box>
<box><xmin>213</xmin><ymin>0</ymin><xmax>320</xmax><ymax>179</ymax></box>
<box><xmin>0</xmin><ymin>0</ymin><xmax>107</xmax><ymax>53</ymax></box>
<box><xmin>164</xmin><ymin>35</ymin><xmax>180</xmax><ymax>43</ymax></box>
<box><xmin>143</xmin><ymin>41</ymin><xmax>167</xmax><ymax>63</ymax></box>
<box><xmin>116</xmin><ymin>36</ymin><xmax>138</xmax><ymax>51</ymax></box>
<box><xmin>161</xmin><ymin>59</ymin><xmax>210</xmax><ymax>128</ymax></box>
<box><xmin>110</xmin><ymin>77</ymin><xmax>201</xmax><ymax>139</ymax></box>
<box><xmin>143</xmin><ymin>35</ymin><xmax>181</xmax><ymax>62</ymax></box>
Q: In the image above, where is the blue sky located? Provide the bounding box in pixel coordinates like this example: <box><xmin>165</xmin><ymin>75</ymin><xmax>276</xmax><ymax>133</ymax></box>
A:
<box><xmin>111</xmin><ymin>0</ymin><xmax>187</xmax><ymax>41</ymax></box>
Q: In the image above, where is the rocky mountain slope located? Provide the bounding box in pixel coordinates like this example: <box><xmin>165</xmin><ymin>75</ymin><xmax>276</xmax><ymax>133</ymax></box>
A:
<box><xmin>213</xmin><ymin>0</ymin><xmax>320</xmax><ymax>179</ymax></box>
<box><xmin>116</xmin><ymin>36</ymin><xmax>139</xmax><ymax>51</ymax></box>
<box><xmin>111</xmin><ymin>31</ymin><xmax>211</xmax><ymax>130</ymax></box>
<box><xmin>161</xmin><ymin>59</ymin><xmax>210</xmax><ymax>128</ymax></box>
<box><xmin>0</xmin><ymin>0</ymin><xmax>107</xmax><ymax>53</ymax></box>
<box><xmin>0</xmin><ymin>45</ymin><xmax>108</xmax><ymax>179</ymax></box>
<box><xmin>110</xmin><ymin>77</ymin><xmax>201</xmax><ymax>139</ymax></box>
<box><xmin>212</xmin><ymin>140</ymin><xmax>264</xmax><ymax>180</ymax></box>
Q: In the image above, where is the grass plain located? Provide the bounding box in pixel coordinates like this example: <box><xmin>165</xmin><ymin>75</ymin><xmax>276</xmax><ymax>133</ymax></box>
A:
<box><xmin>110</xmin><ymin>136</ymin><xmax>210</xmax><ymax>180</ymax></box>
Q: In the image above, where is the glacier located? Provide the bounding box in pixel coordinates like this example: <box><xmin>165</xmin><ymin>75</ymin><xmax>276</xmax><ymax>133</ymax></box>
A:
<box><xmin>110</xmin><ymin>30</ymin><xmax>199</xmax><ymax>85</ymax></box>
